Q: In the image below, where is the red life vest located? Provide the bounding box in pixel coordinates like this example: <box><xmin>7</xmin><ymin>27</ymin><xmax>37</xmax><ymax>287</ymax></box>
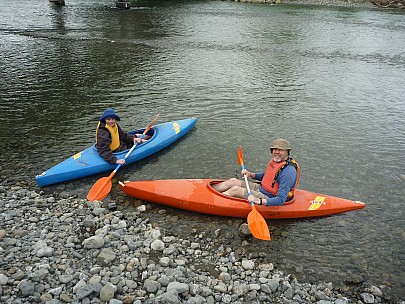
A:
<box><xmin>261</xmin><ymin>158</ymin><xmax>300</xmax><ymax>200</ymax></box>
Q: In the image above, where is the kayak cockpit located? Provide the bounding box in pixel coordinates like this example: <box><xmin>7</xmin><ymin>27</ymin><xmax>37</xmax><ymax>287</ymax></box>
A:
<box><xmin>128</xmin><ymin>128</ymin><xmax>155</xmax><ymax>139</ymax></box>
<box><xmin>207</xmin><ymin>180</ymin><xmax>295</xmax><ymax>205</ymax></box>
<box><xmin>91</xmin><ymin>128</ymin><xmax>156</xmax><ymax>155</ymax></box>
<box><xmin>207</xmin><ymin>180</ymin><xmax>251</xmax><ymax>203</ymax></box>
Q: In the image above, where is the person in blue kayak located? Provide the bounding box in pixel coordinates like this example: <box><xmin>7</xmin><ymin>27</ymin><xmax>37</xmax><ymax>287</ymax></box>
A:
<box><xmin>212</xmin><ymin>138</ymin><xmax>300</xmax><ymax>206</ymax></box>
<box><xmin>96</xmin><ymin>108</ymin><xmax>150</xmax><ymax>165</ymax></box>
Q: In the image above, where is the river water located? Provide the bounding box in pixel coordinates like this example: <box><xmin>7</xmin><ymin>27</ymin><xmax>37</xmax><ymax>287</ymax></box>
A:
<box><xmin>1</xmin><ymin>0</ymin><xmax>404</xmax><ymax>300</ymax></box>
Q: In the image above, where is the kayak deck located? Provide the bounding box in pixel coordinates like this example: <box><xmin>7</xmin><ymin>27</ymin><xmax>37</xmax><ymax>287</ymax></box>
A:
<box><xmin>119</xmin><ymin>179</ymin><xmax>365</xmax><ymax>219</ymax></box>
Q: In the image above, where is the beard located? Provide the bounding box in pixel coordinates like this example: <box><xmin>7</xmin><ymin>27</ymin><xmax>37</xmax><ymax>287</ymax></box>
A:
<box><xmin>273</xmin><ymin>155</ymin><xmax>287</xmax><ymax>162</ymax></box>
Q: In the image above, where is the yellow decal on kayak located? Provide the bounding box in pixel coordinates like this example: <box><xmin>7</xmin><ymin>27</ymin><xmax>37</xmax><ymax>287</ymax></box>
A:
<box><xmin>73</xmin><ymin>152</ymin><xmax>81</xmax><ymax>159</ymax></box>
<box><xmin>173</xmin><ymin>122</ymin><xmax>180</xmax><ymax>134</ymax></box>
<box><xmin>308</xmin><ymin>196</ymin><xmax>325</xmax><ymax>210</ymax></box>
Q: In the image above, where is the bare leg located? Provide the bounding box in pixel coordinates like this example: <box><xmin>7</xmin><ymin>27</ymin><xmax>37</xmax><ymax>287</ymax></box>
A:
<box><xmin>211</xmin><ymin>178</ymin><xmax>245</xmax><ymax>193</ymax></box>
<box><xmin>222</xmin><ymin>185</ymin><xmax>246</xmax><ymax>199</ymax></box>
<box><xmin>135</xmin><ymin>133</ymin><xmax>151</xmax><ymax>141</ymax></box>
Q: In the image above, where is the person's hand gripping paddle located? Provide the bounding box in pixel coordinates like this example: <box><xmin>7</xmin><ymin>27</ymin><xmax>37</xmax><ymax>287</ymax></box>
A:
<box><xmin>238</xmin><ymin>146</ymin><xmax>271</xmax><ymax>241</ymax></box>
<box><xmin>87</xmin><ymin>113</ymin><xmax>160</xmax><ymax>202</ymax></box>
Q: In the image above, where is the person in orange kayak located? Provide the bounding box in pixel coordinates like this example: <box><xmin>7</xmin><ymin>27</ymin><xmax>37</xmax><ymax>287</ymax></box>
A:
<box><xmin>95</xmin><ymin>108</ymin><xmax>150</xmax><ymax>165</ymax></box>
<box><xmin>212</xmin><ymin>138</ymin><xmax>300</xmax><ymax>206</ymax></box>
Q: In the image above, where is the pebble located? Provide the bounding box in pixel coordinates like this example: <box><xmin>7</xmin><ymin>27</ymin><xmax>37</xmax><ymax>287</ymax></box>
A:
<box><xmin>0</xmin><ymin>184</ymin><xmax>403</xmax><ymax>304</ymax></box>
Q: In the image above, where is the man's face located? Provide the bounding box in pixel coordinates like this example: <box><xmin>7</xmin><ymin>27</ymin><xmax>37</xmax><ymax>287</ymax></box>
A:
<box><xmin>105</xmin><ymin>117</ymin><xmax>116</xmax><ymax>127</ymax></box>
<box><xmin>271</xmin><ymin>148</ymin><xmax>289</xmax><ymax>162</ymax></box>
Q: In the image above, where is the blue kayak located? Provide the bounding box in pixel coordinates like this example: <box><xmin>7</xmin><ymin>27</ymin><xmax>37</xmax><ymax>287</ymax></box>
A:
<box><xmin>36</xmin><ymin>117</ymin><xmax>197</xmax><ymax>187</ymax></box>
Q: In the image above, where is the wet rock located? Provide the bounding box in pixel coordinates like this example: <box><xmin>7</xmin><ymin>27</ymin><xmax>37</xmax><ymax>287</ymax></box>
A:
<box><xmin>361</xmin><ymin>292</ymin><xmax>375</xmax><ymax>303</ymax></box>
<box><xmin>346</xmin><ymin>273</ymin><xmax>364</xmax><ymax>284</ymax></box>
<box><xmin>238</xmin><ymin>223</ymin><xmax>252</xmax><ymax>237</ymax></box>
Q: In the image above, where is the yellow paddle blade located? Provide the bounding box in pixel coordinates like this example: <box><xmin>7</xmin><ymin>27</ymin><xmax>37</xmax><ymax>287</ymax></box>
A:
<box><xmin>247</xmin><ymin>205</ymin><xmax>271</xmax><ymax>241</ymax></box>
<box><xmin>86</xmin><ymin>177</ymin><xmax>112</xmax><ymax>202</ymax></box>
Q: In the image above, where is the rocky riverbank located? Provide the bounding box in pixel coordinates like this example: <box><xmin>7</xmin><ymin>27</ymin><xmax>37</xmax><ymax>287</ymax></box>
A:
<box><xmin>226</xmin><ymin>0</ymin><xmax>405</xmax><ymax>9</ymax></box>
<box><xmin>0</xmin><ymin>180</ymin><xmax>403</xmax><ymax>304</ymax></box>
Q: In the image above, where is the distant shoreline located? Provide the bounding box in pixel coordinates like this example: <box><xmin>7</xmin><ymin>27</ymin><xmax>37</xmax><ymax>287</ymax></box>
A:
<box><xmin>224</xmin><ymin>0</ymin><xmax>405</xmax><ymax>9</ymax></box>
<box><xmin>281</xmin><ymin>0</ymin><xmax>374</xmax><ymax>8</ymax></box>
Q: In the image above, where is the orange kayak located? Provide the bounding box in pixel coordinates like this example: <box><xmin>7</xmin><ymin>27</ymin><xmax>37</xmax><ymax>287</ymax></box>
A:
<box><xmin>118</xmin><ymin>179</ymin><xmax>365</xmax><ymax>219</ymax></box>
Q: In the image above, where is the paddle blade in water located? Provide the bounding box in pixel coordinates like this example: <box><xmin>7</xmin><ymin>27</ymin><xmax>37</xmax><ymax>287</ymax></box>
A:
<box><xmin>87</xmin><ymin>177</ymin><xmax>112</xmax><ymax>202</ymax></box>
<box><xmin>247</xmin><ymin>206</ymin><xmax>271</xmax><ymax>241</ymax></box>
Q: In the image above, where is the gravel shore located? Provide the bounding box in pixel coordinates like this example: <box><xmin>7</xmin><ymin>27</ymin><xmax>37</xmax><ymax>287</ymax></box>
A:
<box><xmin>1</xmin><ymin>181</ymin><xmax>404</xmax><ymax>304</ymax></box>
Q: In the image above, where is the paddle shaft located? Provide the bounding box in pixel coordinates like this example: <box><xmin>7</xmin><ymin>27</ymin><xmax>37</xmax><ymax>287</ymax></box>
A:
<box><xmin>238</xmin><ymin>146</ymin><xmax>271</xmax><ymax>240</ymax></box>
<box><xmin>114</xmin><ymin>131</ymin><xmax>147</xmax><ymax>172</ymax></box>
<box><xmin>91</xmin><ymin>132</ymin><xmax>147</xmax><ymax>199</ymax></box>
<box><xmin>107</xmin><ymin>113</ymin><xmax>159</xmax><ymax>174</ymax></box>
<box><xmin>240</xmin><ymin>163</ymin><xmax>254</xmax><ymax>206</ymax></box>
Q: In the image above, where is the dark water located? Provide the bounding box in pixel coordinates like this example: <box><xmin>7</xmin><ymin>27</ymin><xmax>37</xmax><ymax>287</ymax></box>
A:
<box><xmin>1</xmin><ymin>0</ymin><xmax>404</xmax><ymax>300</ymax></box>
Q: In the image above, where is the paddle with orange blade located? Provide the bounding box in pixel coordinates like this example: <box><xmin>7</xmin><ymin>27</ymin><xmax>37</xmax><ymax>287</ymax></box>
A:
<box><xmin>87</xmin><ymin>113</ymin><xmax>160</xmax><ymax>202</ymax></box>
<box><xmin>237</xmin><ymin>146</ymin><xmax>271</xmax><ymax>241</ymax></box>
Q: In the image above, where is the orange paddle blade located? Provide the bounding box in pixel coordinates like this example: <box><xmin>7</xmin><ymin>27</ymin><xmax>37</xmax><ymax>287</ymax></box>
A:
<box><xmin>87</xmin><ymin>176</ymin><xmax>112</xmax><ymax>202</ymax></box>
<box><xmin>247</xmin><ymin>205</ymin><xmax>271</xmax><ymax>240</ymax></box>
<box><xmin>238</xmin><ymin>145</ymin><xmax>271</xmax><ymax>240</ymax></box>
<box><xmin>144</xmin><ymin>113</ymin><xmax>160</xmax><ymax>135</ymax></box>
<box><xmin>237</xmin><ymin>146</ymin><xmax>244</xmax><ymax>166</ymax></box>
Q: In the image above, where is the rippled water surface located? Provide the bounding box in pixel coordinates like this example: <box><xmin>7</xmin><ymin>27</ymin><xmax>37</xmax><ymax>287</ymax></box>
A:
<box><xmin>1</xmin><ymin>0</ymin><xmax>404</xmax><ymax>300</ymax></box>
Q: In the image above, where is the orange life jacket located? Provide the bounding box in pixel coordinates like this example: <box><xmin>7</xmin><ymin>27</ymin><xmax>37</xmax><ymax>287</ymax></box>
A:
<box><xmin>261</xmin><ymin>158</ymin><xmax>300</xmax><ymax>200</ymax></box>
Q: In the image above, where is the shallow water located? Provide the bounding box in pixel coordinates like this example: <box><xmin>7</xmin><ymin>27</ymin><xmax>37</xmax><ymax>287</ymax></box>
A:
<box><xmin>0</xmin><ymin>0</ymin><xmax>404</xmax><ymax>300</ymax></box>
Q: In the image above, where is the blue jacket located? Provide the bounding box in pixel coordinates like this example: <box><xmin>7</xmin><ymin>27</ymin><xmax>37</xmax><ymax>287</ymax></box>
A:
<box><xmin>254</xmin><ymin>165</ymin><xmax>298</xmax><ymax>206</ymax></box>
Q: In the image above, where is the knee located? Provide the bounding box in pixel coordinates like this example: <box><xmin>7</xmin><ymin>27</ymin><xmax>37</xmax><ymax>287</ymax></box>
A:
<box><xmin>221</xmin><ymin>178</ymin><xmax>240</xmax><ymax>189</ymax></box>
<box><xmin>228</xmin><ymin>178</ymin><xmax>240</xmax><ymax>185</ymax></box>
<box><xmin>227</xmin><ymin>185</ymin><xmax>245</xmax><ymax>197</ymax></box>
<box><xmin>229</xmin><ymin>185</ymin><xmax>240</xmax><ymax>192</ymax></box>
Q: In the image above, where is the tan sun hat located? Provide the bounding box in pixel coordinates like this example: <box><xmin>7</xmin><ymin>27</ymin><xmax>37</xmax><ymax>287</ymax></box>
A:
<box><xmin>270</xmin><ymin>138</ymin><xmax>292</xmax><ymax>151</ymax></box>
